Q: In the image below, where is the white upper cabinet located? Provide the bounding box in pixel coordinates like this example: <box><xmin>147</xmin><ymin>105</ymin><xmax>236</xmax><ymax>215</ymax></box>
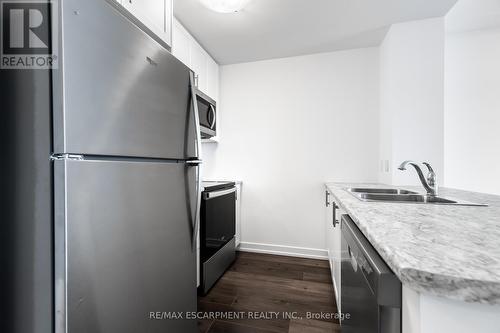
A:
<box><xmin>206</xmin><ymin>56</ymin><xmax>219</xmax><ymax>102</ymax></box>
<box><xmin>190</xmin><ymin>42</ymin><xmax>207</xmax><ymax>93</ymax></box>
<box><xmin>122</xmin><ymin>0</ymin><xmax>172</xmax><ymax>47</ymax></box>
<box><xmin>172</xmin><ymin>18</ymin><xmax>219</xmax><ymax>102</ymax></box>
<box><xmin>172</xmin><ymin>20</ymin><xmax>190</xmax><ymax>67</ymax></box>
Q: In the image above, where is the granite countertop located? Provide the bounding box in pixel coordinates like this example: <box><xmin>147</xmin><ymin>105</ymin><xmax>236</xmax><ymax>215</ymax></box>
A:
<box><xmin>325</xmin><ymin>182</ymin><xmax>500</xmax><ymax>305</ymax></box>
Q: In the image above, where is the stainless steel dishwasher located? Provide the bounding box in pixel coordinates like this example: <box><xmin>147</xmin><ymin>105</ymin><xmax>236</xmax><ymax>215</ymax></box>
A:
<box><xmin>341</xmin><ymin>215</ymin><xmax>401</xmax><ymax>333</ymax></box>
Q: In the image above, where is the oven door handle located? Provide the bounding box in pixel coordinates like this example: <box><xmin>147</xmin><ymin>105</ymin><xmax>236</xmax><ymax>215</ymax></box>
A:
<box><xmin>204</xmin><ymin>187</ymin><xmax>236</xmax><ymax>200</ymax></box>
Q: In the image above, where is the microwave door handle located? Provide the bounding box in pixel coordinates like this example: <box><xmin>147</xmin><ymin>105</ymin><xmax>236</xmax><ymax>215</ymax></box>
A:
<box><xmin>208</xmin><ymin>105</ymin><xmax>216</xmax><ymax>130</ymax></box>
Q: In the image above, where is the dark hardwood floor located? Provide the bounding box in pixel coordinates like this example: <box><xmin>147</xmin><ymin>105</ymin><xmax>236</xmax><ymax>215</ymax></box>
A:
<box><xmin>198</xmin><ymin>252</ymin><xmax>341</xmax><ymax>333</ymax></box>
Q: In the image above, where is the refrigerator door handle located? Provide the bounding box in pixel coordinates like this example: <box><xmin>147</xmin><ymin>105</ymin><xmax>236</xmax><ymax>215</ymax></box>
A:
<box><xmin>193</xmin><ymin>164</ymin><xmax>201</xmax><ymax>251</ymax></box>
<box><xmin>188</xmin><ymin>162</ymin><xmax>202</xmax><ymax>249</ymax></box>
<box><xmin>190</xmin><ymin>72</ymin><xmax>202</xmax><ymax>160</ymax></box>
<box><xmin>189</xmin><ymin>73</ymin><xmax>202</xmax><ymax>248</ymax></box>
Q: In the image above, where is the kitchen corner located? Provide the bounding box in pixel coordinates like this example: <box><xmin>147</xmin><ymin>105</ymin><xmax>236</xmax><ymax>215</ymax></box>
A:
<box><xmin>4</xmin><ymin>0</ymin><xmax>500</xmax><ymax>332</ymax></box>
<box><xmin>325</xmin><ymin>182</ymin><xmax>500</xmax><ymax>332</ymax></box>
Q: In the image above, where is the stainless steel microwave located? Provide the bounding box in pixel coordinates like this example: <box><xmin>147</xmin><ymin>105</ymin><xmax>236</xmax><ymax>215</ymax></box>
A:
<box><xmin>196</xmin><ymin>89</ymin><xmax>217</xmax><ymax>139</ymax></box>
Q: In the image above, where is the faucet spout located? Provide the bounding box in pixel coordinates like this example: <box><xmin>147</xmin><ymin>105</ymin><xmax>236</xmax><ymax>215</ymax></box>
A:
<box><xmin>398</xmin><ymin>160</ymin><xmax>437</xmax><ymax>196</ymax></box>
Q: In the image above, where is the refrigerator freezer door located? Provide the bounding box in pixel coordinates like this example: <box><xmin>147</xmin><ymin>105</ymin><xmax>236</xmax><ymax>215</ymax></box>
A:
<box><xmin>53</xmin><ymin>0</ymin><xmax>197</xmax><ymax>159</ymax></box>
<box><xmin>54</xmin><ymin>159</ymin><xmax>197</xmax><ymax>333</ymax></box>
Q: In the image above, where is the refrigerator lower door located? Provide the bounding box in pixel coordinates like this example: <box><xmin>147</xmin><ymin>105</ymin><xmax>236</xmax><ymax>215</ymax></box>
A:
<box><xmin>54</xmin><ymin>159</ymin><xmax>197</xmax><ymax>333</ymax></box>
<box><xmin>53</xmin><ymin>0</ymin><xmax>197</xmax><ymax>159</ymax></box>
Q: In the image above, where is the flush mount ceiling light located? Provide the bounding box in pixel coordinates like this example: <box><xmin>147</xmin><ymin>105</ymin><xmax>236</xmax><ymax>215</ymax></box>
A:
<box><xmin>199</xmin><ymin>0</ymin><xmax>252</xmax><ymax>13</ymax></box>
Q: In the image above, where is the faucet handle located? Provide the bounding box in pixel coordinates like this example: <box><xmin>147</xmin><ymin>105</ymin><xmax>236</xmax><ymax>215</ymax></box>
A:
<box><xmin>422</xmin><ymin>162</ymin><xmax>438</xmax><ymax>194</ymax></box>
<box><xmin>422</xmin><ymin>162</ymin><xmax>434</xmax><ymax>173</ymax></box>
<box><xmin>399</xmin><ymin>160</ymin><xmax>437</xmax><ymax>196</ymax></box>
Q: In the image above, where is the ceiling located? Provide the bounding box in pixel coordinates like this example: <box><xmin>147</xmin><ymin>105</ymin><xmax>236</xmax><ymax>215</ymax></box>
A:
<box><xmin>174</xmin><ymin>0</ymin><xmax>458</xmax><ymax>65</ymax></box>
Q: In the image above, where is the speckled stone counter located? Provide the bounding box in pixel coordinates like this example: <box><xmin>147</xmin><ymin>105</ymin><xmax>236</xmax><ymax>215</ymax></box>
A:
<box><xmin>325</xmin><ymin>182</ymin><xmax>500</xmax><ymax>305</ymax></box>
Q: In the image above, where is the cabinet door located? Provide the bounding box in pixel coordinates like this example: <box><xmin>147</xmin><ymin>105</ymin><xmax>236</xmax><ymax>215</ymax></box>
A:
<box><xmin>325</xmin><ymin>191</ymin><xmax>334</xmax><ymax>273</ymax></box>
<box><xmin>190</xmin><ymin>42</ymin><xmax>208</xmax><ymax>93</ymax></box>
<box><xmin>164</xmin><ymin>0</ymin><xmax>172</xmax><ymax>46</ymax></box>
<box><xmin>329</xmin><ymin>204</ymin><xmax>336</xmax><ymax>285</ymax></box>
<box><xmin>325</xmin><ymin>190</ymin><xmax>341</xmax><ymax>307</ymax></box>
<box><xmin>123</xmin><ymin>0</ymin><xmax>172</xmax><ymax>47</ymax></box>
<box><xmin>332</xmin><ymin>205</ymin><xmax>343</xmax><ymax>311</ymax></box>
<box><xmin>235</xmin><ymin>183</ymin><xmax>242</xmax><ymax>247</ymax></box>
<box><xmin>206</xmin><ymin>56</ymin><xmax>219</xmax><ymax>101</ymax></box>
<box><xmin>172</xmin><ymin>19</ymin><xmax>191</xmax><ymax>67</ymax></box>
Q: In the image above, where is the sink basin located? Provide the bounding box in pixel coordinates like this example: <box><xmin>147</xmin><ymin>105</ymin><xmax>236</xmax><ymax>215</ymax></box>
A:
<box><xmin>349</xmin><ymin>192</ymin><xmax>487</xmax><ymax>206</ymax></box>
<box><xmin>345</xmin><ymin>187</ymin><xmax>487</xmax><ymax>206</ymax></box>
<box><xmin>358</xmin><ymin>193</ymin><xmax>457</xmax><ymax>204</ymax></box>
<box><xmin>347</xmin><ymin>187</ymin><xmax>418</xmax><ymax>195</ymax></box>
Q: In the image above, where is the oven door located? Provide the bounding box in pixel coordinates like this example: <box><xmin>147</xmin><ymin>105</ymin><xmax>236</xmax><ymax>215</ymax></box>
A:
<box><xmin>201</xmin><ymin>187</ymin><xmax>236</xmax><ymax>260</ymax></box>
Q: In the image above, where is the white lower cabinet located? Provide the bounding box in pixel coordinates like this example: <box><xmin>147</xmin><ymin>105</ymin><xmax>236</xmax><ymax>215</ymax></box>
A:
<box><xmin>235</xmin><ymin>183</ymin><xmax>242</xmax><ymax>247</ymax></box>
<box><xmin>325</xmin><ymin>190</ymin><xmax>334</xmax><ymax>276</ymax></box>
<box><xmin>325</xmin><ymin>189</ymin><xmax>342</xmax><ymax>310</ymax></box>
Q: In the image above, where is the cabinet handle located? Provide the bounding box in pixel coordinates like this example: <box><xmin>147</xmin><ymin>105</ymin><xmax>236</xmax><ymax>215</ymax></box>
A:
<box><xmin>325</xmin><ymin>191</ymin><xmax>330</xmax><ymax>207</ymax></box>
<box><xmin>332</xmin><ymin>204</ymin><xmax>339</xmax><ymax>228</ymax></box>
<box><xmin>194</xmin><ymin>74</ymin><xmax>199</xmax><ymax>87</ymax></box>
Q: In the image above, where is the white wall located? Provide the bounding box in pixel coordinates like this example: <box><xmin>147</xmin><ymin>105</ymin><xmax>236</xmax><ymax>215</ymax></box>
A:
<box><xmin>378</xmin><ymin>18</ymin><xmax>445</xmax><ymax>186</ymax></box>
<box><xmin>202</xmin><ymin>48</ymin><xmax>379</xmax><ymax>252</ymax></box>
<box><xmin>444</xmin><ymin>0</ymin><xmax>500</xmax><ymax>195</ymax></box>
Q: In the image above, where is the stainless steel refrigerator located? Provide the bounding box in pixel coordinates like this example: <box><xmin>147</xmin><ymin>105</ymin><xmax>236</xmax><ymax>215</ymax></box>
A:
<box><xmin>2</xmin><ymin>0</ymin><xmax>201</xmax><ymax>332</ymax></box>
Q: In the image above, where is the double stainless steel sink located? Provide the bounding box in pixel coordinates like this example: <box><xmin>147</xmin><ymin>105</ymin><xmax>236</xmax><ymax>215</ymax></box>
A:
<box><xmin>348</xmin><ymin>187</ymin><xmax>418</xmax><ymax>195</ymax></box>
<box><xmin>346</xmin><ymin>188</ymin><xmax>487</xmax><ymax>206</ymax></box>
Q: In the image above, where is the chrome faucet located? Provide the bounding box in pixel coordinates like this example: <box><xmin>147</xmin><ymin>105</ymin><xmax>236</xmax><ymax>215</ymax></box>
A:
<box><xmin>398</xmin><ymin>161</ymin><xmax>438</xmax><ymax>196</ymax></box>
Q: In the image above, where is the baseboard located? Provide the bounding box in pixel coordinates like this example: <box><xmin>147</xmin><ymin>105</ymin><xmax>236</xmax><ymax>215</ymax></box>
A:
<box><xmin>237</xmin><ymin>241</ymin><xmax>328</xmax><ymax>260</ymax></box>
